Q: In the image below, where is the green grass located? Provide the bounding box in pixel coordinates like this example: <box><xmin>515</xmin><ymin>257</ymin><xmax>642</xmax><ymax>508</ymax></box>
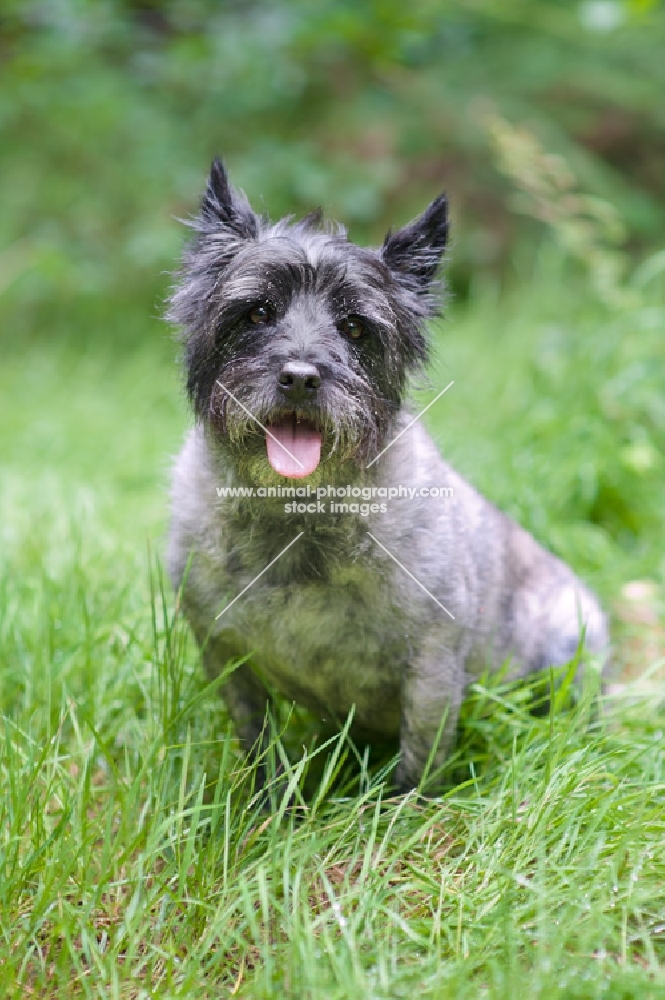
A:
<box><xmin>1</xmin><ymin>254</ymin><xmax>664</xmax><ymax>998</ymax></box>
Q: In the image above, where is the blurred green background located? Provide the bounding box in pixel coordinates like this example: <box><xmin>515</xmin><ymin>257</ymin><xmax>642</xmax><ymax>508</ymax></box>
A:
<box><xmin>1</xmin><ymin>0</ymin><xmax>664</xmax><ymax>638</ymax></box>
<box><xmin>2</xmin><ymin>0</ymin><xmax>665</xmax><ymax>313</ymax></box>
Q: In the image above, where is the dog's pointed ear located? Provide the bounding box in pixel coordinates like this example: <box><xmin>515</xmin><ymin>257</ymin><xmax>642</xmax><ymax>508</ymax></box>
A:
<box><xmin>382</xmin><ymin>195</ymin><xmax>448</xmax><ymax>288</ymax></box>
<box><xmin>200</xmin><ymin>158</ymin><xmax>258</xmax><ymax>238</ymax></box>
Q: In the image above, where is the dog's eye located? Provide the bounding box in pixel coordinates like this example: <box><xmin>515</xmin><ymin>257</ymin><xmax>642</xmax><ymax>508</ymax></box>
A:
<box><xmin>248</xmin><ymin>304</ymin><xmax>272</xmax><ymax>324</ymax></box>
<box><xmin>339</xmin><ymin>317</ymin><xmax>365</xmax><ymax>340</ymax></box>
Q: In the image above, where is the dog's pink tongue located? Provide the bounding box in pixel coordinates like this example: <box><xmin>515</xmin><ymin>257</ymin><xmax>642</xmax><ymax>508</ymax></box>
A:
<box><xmin>266</xmin><ymin>421</ymin><xmax>322</xmax><ymax>478</ymax></box>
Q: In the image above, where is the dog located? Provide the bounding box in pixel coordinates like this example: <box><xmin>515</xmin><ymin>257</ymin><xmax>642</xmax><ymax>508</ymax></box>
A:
<box><xmin>167</xmin><ymin>159</ymin><xmax>608</xmax><ymax>793</ymax></box>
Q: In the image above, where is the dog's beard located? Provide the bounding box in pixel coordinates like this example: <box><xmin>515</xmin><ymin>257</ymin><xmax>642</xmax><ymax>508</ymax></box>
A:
<box><xmin>208</xmin><ymin>377</ymin><xmax>396</xmax><ymax>483</ymax></box>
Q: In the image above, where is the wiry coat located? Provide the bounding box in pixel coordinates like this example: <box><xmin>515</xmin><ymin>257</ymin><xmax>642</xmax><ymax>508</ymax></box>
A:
<box><xmin>167</xmin><ymin>160</ymin><xmax>608</xmax><ymax>792</ymax></box>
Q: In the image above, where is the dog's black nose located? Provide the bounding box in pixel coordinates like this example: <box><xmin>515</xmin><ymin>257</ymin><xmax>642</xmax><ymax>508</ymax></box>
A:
<box><xmin>278</xmin><ymin>361</ymin><xmax>321</xmax><ymax>401</ymax></box>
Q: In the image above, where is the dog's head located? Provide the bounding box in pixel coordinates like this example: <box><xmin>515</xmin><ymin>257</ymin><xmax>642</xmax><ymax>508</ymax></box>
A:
<box><xmin>168</xmin><ymin>159</ymin><xmax>448</xmax><ymax>483</ymax></box>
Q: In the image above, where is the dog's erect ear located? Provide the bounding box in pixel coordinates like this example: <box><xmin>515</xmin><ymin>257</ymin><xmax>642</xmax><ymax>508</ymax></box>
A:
<box><xmin>382</xmin><ymin>195</ymin><xmax>448</xmax><ymax>288</ymax></box>
<box><xmin>200</xmin><ymin>158</ymin><xmax>258</xmax><ymax>238</ymax></box>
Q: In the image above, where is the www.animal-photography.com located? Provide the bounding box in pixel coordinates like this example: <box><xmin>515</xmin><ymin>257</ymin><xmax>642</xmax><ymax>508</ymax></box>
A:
<box><xmin>2</xmin><ymin>3</ymin><xmax>664</xmax><ymax>997</ymax></box>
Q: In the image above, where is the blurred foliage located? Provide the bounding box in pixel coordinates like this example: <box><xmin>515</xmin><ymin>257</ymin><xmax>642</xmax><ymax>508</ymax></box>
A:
<box><xmin>486</xmin><ymin>112</ymin><xmax>632</xmax><ymax>306</ymax></box>
<box><xmin>0</xmin><ymin>0</ymin><xmax>664</xmax><ymax>334</ymax></box>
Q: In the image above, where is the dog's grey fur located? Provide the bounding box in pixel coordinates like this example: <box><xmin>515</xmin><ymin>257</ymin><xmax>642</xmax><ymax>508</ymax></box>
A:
<box><xmin>167</xmin><ymin>160</ymin><xmax>609</xmax><ymax>792</ymax></box>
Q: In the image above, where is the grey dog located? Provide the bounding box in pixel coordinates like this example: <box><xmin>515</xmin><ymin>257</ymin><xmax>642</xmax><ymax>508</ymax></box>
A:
<box><xmin>167</xmin><ymin>159</ymin><xmax>608</xmax><ymax>793</ymax></box>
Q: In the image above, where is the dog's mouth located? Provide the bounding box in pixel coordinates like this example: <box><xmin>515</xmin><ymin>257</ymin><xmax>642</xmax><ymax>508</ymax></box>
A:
<box><xmin>265</xmin><ymin>415</ymin><xmax>322</xmax><ymax>479</ymax></box>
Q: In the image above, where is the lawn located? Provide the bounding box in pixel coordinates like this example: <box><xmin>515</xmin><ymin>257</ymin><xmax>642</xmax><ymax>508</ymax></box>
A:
<box><xmin>1</xmin><ymin>251</ymin><xmax>664</xmax><ymax>998</ymax></box>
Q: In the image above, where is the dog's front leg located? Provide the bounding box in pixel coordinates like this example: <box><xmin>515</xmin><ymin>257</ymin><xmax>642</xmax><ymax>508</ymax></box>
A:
<box><xmin>393</xmin><ymin>629</ymin><xmax>466</xmax><ymax>794</ymax></box>
<box><xmin>197</xmin><ymin>632</ymin><xmax>273</xmax><ymax>777</ymax></box>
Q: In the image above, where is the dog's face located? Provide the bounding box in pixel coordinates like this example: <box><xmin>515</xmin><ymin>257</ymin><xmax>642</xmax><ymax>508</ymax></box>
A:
<box><xmin>169</xmin><ymin>159</ymin><xmax>448</xmax><ymax>483</ymax></box>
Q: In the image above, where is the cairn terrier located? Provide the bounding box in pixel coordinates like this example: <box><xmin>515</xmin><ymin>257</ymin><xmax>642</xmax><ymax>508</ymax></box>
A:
<box><xmin>167</xmin><ymin>159</ymin><xmax>608</xmax><ymax>793</ymax></box>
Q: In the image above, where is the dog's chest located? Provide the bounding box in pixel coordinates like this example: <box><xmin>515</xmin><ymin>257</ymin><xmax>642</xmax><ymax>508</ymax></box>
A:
<box><xmin>225</xmin><ymin>559</ymin><xmax>408</xmax><ymax>732</ymax></box>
